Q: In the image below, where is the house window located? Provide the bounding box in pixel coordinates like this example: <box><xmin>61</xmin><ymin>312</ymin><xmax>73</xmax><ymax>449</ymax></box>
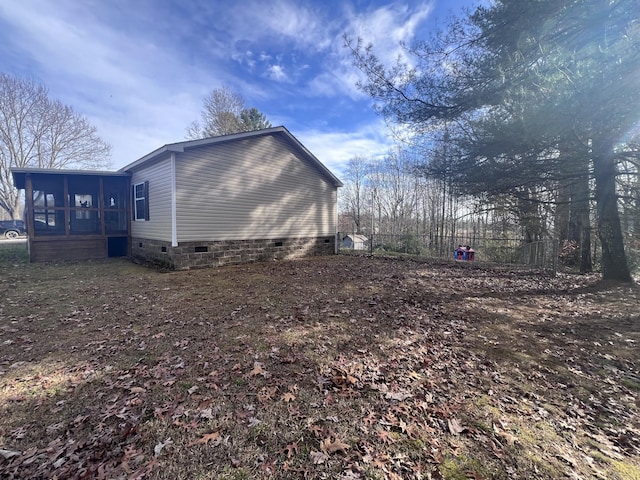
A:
<box><xmin>133</xmin><ymin>181</ymin><xmax>149</xmax><ymax>221</ymax></box>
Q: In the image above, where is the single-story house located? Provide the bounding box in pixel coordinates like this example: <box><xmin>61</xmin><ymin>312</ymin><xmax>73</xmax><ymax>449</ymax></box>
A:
<box><xmin>12</xmin><ymin>126</ymin><xmax>343</xmax><ymax>268</ymax></box>
<box><xmin>342</xmin><ymin>234</ymin><xmax>368</xmax><ymax>250</ymax></box>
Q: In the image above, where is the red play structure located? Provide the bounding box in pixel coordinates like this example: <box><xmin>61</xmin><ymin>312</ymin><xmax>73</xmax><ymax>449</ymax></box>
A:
<box><xmin>454</xmin><ymin>245</ymin><xmax>475</xmax><ymax>261</ymax></box>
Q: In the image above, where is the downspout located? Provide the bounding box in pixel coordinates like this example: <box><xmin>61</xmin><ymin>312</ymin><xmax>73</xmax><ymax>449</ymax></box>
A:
<box><xmin>171</xmin><ymin>152</ymin><xmax>178</xmax><ymax>247</ymax></box>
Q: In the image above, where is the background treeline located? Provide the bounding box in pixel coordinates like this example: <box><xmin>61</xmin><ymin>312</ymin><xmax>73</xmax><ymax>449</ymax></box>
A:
<box><xmin>341</xmin><ymin>0</ymin><xmax>640</xmax><ymax>281</ymax></box>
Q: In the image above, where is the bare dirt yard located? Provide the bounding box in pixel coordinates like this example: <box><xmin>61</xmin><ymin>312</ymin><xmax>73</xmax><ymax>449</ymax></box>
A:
<box><xmin>0</xmin><ymin>251</ymin><xmax>639</xmax><ymax>479</ymax></box>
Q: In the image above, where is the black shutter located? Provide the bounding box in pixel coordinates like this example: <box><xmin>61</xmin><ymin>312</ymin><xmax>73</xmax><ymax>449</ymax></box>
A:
<box><xmin>144</xmin><ymin>181</ymin><xmax>150</xmax><ymax>221</ymax></box>
<box><xmin>131</xmin><ymin>185</ymin><xmax>136</xmax><ymax>221</ymax></box>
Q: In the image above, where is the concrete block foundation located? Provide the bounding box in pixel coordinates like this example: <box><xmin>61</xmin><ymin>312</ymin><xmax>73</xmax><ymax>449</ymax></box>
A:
<box><xmin>130</xmin><ymin>236</ymin><xmax>336</xmax><ymax>270</ymax></box>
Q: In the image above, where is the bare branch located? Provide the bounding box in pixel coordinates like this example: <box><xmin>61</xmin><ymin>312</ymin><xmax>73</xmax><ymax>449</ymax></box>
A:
<box><xmin>0</xmin><ymin>74</ymin><xmax>111</xmax><ymax>219</ymax></box>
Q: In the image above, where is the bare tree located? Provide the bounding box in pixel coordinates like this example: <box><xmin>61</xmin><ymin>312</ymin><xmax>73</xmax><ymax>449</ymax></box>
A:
<box><xmin>186</xmin><ymin>86</ymin><xmax>271</xmax><ymax>139</ymax></box>
<box><xmin>340</xmin><ymin>155</ymin><xmax>370</xmax><ymax>234</ymax></box>
<box><xmin>368</xmin><ymin>149</ymin><xmax>418</xmax><ymax>236</ymax></box>
<box><xmin>0</xmin><ymin>74</ymin><xmax>111</xmax><ymax>219</ymax></box>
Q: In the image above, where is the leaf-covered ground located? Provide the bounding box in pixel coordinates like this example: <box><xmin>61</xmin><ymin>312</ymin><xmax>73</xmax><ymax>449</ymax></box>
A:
<box><xmin>0</xmin><ymin>254</ymin><xmax>638</xmax><ymax>479</ymax></box>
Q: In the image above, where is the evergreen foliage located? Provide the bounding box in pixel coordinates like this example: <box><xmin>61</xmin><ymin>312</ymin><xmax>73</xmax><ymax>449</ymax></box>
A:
<box><xmin>349</xmin><ymin>0</ymin><xmax>640</xmax><ymax>281</ymax></box>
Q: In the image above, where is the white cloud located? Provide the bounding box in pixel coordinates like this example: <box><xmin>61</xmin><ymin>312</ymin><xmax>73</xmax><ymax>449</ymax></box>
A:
<box><xmin>306</xmin><ymin>64</ymin><xmax>366</xmax><ymax>100</ymax></box>
<box><xmin>0</xmin><ymin>1</ymin><xmax>227</xmax><ymax>168</ymax></box>
<box><xmin>303</xmin><ymin>2</ymin><xmax>435</xmax><ymax>101</ymax></box>
<box><xmin>295</xmin><ymin>120</ymin><xmax>393</xmax><ymax>176</ymax></box>
<box><xmin>346</xmin><ymin>2</ymin><xmax>435</xmax><ymax>64</ymax></box>
<box><xmin>0</xmin><ymin>2</ymin><xmax>173</xmax><ymax>89</ymax></box>
<box><xmin>0</xmin><ymin>0</ymin><xmax>441</xmax><ymax>175</ymax></box>
<box><xmin>266</xmin><ymin>65</ymin><xmax>289</xmax><ymax>82</ymax></box>
<box><xmin>237</xmin><ymin>0</ymin><xmax>335</xmax><ymax>51</ymax></box>
<box><xmin>91</xmin><ymin>90</ymin><xmax>204</xmax><ymax>169</ymax></box>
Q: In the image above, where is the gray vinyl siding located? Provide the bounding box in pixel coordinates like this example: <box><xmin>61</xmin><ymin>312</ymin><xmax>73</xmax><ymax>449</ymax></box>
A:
<box><xmin>130</xmin><ymin>155</ymin><xmax>173</xmax><ymax>242</ymax></box>
<box><xmin>175</xmin><ymin>134</ymin><xmax>336</xmax><ymax>242</ymax></box>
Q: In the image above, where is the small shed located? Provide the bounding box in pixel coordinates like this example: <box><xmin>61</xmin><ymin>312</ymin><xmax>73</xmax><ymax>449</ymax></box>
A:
<box><xmin>342</xmin><ymin>234</ymin><xmax>368</xmax><ymax>250</ymax></box>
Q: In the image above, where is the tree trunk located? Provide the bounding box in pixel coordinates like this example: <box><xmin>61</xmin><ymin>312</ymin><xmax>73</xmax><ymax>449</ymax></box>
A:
<box><xmin>571</xmin><ymin>164</ymin><xmax>592</xmax><ymax>274</ymax></box>
<box><xmin>555</xmin><ymin>182</ymin><xmax>570</xmax><ymax>242</ymax></box>
<box><xmin>518</xmin><ymin>188</ymin><xmax>543</xmax><ymax>244</ymax></box>
<box><xmin>565</xmin><ymin>141</ymin><xmax>593</xmax><ymax>274</ymax></box>
<box><xmin>592</xmin><ymin>137</ymin><xmax>632</xmax><ymax>282</ymax></box>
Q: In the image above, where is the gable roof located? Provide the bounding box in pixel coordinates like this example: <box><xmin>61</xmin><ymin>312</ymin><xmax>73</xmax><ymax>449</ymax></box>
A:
<box><xmin>119</xmin><ymin>126</ymin><xmax>343</xmax><ymax>188</ymax></box>
<box><xmin>343</xmin><ymin>234</ymin><xmax>368</xmax><ymax>242</ymax></box>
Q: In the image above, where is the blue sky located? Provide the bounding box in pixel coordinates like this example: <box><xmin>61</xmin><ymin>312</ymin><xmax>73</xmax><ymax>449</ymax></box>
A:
<box><xmin>0</xmin><ymin>0</ymin><xmax>478</xmax><ymax>176</ymax></box>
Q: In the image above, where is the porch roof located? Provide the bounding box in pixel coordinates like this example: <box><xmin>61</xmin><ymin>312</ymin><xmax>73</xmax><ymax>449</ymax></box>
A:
<box><xmin>12</xmin><ymin>168</ymin><xmax>130</xmax><ymax>190</ymax></box>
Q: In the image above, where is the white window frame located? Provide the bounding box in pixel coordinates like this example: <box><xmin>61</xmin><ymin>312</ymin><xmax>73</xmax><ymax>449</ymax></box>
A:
<box><xmin>133</xmin><ymin>182</ymin><xmax>148</xmax><ymax>221</ymax></box>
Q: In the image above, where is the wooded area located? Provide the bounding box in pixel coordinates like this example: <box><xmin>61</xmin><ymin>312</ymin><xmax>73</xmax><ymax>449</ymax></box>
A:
<box><xmin>341</xmin><ymin>0</ymin><xmax>640</xmax><ymax>281</ymax></box>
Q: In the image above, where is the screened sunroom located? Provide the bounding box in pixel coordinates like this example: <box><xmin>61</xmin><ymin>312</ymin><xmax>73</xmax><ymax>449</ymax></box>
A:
<box><xmin>12</xmin><ymin>169</ymin><xmax>130</xmax><ymax>262</ymax></box>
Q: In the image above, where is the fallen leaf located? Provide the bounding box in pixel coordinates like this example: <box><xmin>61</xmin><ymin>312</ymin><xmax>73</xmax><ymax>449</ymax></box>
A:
<box><xmin>187</xmin><ymin>385</ymin><xmax>199</xmax><ymax>394</ymax></box>
<box><xmin>492</xmin><ymin>421</ymin><xmax>517</xmax><ymax>445</ymax></box>
<box><xmin>282</xmin><ymin>392</ymin><xmax>296</xmax><ymax>402</ymax></box>
<box><xmin>320</xmin><ymin>437</ymin><xmax>350</xmax><ymax>454</ymax></box>
<box><xmin>283</xmin><ymin>442</ymin><xmax>299</xmax><ymax>458</ymax></box>
<box><xmin>377</xmin><ymin>428</ymin><xmax>395</xmax><ymax>444</ymax></box>
<box><xmin>260</xmin><ymin>457</ymin><xmax>277</xmax><ymax>474</ymax></box>
<box><xmin>199</xmin><ymin>408</ymin><xmax>214</xmax><ymax>419</ymax></box>
<box><xmin>189</xmin><ymin>431</ymin><xmax>221</xmax><ymax>446</ymax></box>
<box><xmin>249</xmin><ymin>362</ymin><xmax>269</xmax><ymax>377</ymax></box>
<box><xmin>154</xmin><ymin>438</ymin><xmax>173</xmax><ymax>456</ymax></box>
<box><xmin>310</xmin><ymin>450</ymin><xmax>329</xmax><ymax>464</ymax></box>
<box><xmin>0</xmin><ymin>449</ymin><xmax>21</xmax><ymax>459</ymax></box>
<box><xmin>448</xmin><ymin>418</ymin><xmax>465</xmax><ymax>436</ymax></box>
<box><xmin>385</xmin><ymin>390</ymin><xmax>412</xmax><ymax>401</ymax></box>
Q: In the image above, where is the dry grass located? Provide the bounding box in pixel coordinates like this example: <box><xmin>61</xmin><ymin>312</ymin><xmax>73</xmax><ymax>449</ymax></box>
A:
<box><xmin>0</xmin><ymin>249</ymin><xmax>639</xmax><ymax>479</ymax></box>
